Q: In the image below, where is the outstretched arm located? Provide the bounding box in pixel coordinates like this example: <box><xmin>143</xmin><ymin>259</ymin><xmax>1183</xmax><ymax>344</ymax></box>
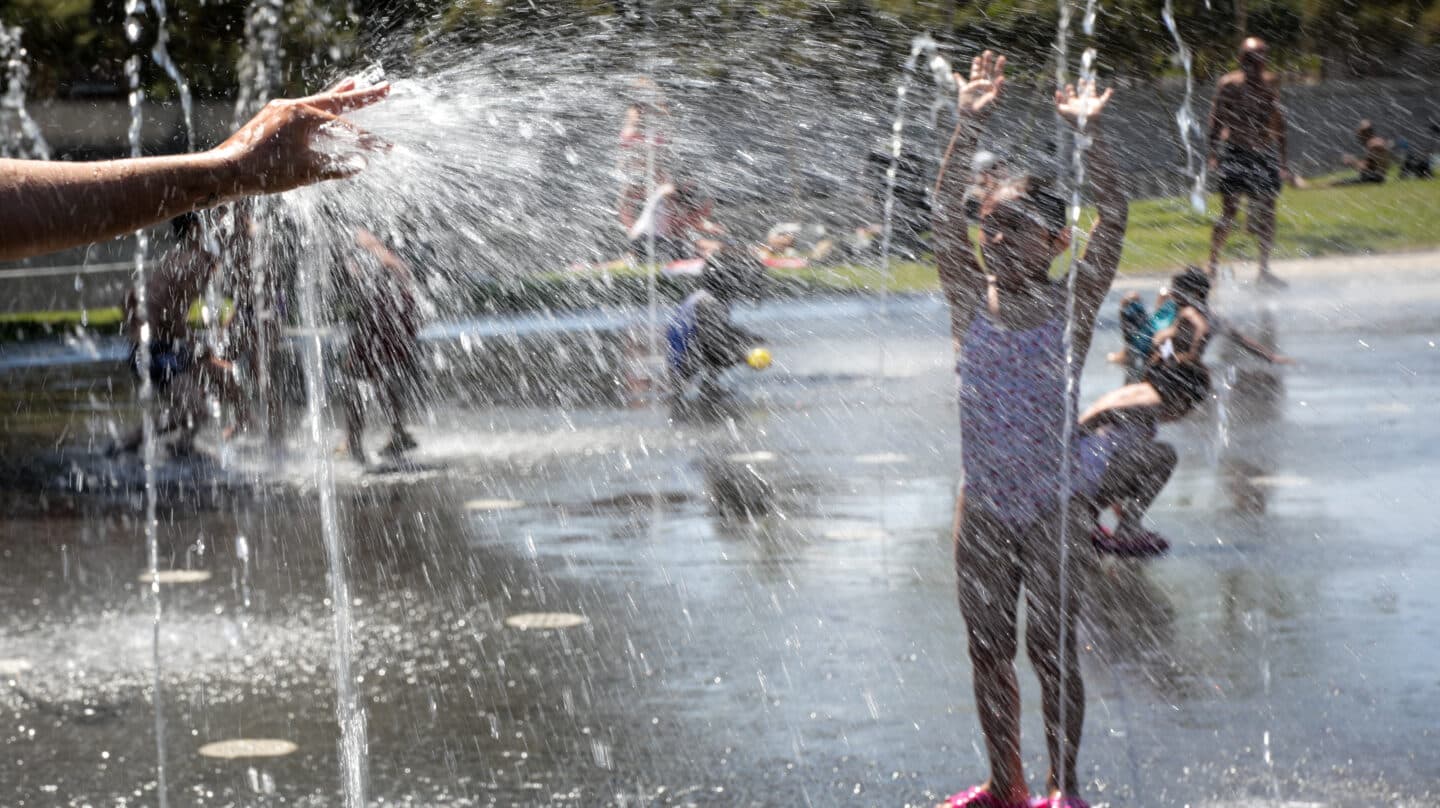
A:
<box><xmin>0</xmin><ymin>78</ymin><xmax>389</xmax><ymax>262</ymax></box>
<box><xmin>1056</xmin><ymin>80</ymin><xmax>1128</xmax><ymax>347</ymax></box>
<box><xmin>932</xmin><ymin>50</ymin><xmax>1005</xmax><ymax>346</ymax></box>
<box><xmin>1227</xmin><ymin>327</ymin><xmax>1293</xmax><ymax>364</ymax></box>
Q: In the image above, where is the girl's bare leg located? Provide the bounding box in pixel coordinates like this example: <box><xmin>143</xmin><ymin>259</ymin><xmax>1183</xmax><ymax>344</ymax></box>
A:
<box><xmin>1024</xmin><ymin>501</ymin><xmax>1091</xmax><ymax>797</ymax></box>
<box><xmin>954</xmin><ymin>494</ymin><xmax>1029</xmax><ymax>804</ymax></box>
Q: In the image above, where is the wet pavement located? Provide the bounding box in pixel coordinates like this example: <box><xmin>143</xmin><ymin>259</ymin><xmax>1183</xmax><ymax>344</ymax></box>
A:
<box><xmin>0</xmin><ymin>252</ymin><xmax>1437</xmax><ymax>807</ymax></box>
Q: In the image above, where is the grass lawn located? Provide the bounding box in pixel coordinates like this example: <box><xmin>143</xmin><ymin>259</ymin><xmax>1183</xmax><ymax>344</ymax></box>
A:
<box><xmin>777</xmin><ymin>177</ymin><xmax>1440</xmax><ymax>292</ymax></box>
<box><xmin>3</xmin><ymin>178</ymin><xmax>1438</xmax><ymax>341</ymax></box>
<box><xmin>0</xmin><ymin>307</ymin><xmax>122</xmax><ymax>342</ymax></box>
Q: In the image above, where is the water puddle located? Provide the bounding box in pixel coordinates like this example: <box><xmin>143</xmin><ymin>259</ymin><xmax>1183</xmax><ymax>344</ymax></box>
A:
<box><xmin>197</xmin><ymin>739</ymin><xmax>299</xmax><ymax>760</ymax></box>
<box><xmin>465</xmin><ymin>498</ymin><xmax>527</xmax><ymax>512</ymax></box>
<box><xmin>854</xmin><ymin>452</ymin><xmax>910</xmax><ymax>465</ymax></box>
<box><xmin>503</xmin><ymin>612</ymin><xmax>589</xmax><ymax>630</ymax></box>
<box><xmin>724</xmin><ymin>451</ymin><xmax>776</xmax><ymax>465</ymax></box>
<box><xmin>137</xmin><ymin>570</ymin><xmax>212</xmax><ymax>584</ymax></box>
<box><xmin>1247</xmin><ymin>475</ymin><xmax>1312</xmax><ymax>489</ymax></box>
<box><xmin>0</xmin><ymin>658</ymin><xmax>34</xmax><ymax>676</ymax></box>
<box><xmin>821</xmin><ymin>525</ymin><xmax>889</xmax><ymax>542</ymax></box>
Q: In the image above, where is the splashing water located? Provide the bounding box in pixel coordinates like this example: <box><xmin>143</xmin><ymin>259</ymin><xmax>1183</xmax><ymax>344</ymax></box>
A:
<box><xmin>0</xmin><ymin>26</ymin><xmax>50</xmax><ymax>159</ymax></box>
<box><xmin>1163</xmin><ymin>0</ymin><xmax>1208</xmax><ymax>213</ymax></box>
<box><xmin>235</xmin><ymin>0</ymin><xmax>285</xmax><ymax>126</ymax></box>
<box><xmin>148</xmin><ymin>0</ymin><xmax>194</xmax><ymax>152</ymax></box>
<box><xmin>874</xmin><ymin>36</ymin><xmax>934</xmax><ymax>386</ymax></box>
<box><xmin>1055</xmin><ymin>2</ymin><xmax>1101</xmax><ymax>798</ymax></box>
<box><xmin>122</xmin><ymin>0</ymin><xmax>170</xmax><ymax>803</ymax></box>
<box><xmin>294</xmin><ymin>226</ymin><xmax>370</xmax><ymax>806</ymax></box>
<box><xmin>233</xmin><ymin>2</ymin><xmax>287</xmax><ymax>450</ymax></box>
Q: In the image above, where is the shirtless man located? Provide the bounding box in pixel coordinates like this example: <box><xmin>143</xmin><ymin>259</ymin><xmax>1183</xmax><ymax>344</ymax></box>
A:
<box><xmin>1206</xmin><ymin>37</ymin><xmax>1290</xmax><ymax>288</ymax></box>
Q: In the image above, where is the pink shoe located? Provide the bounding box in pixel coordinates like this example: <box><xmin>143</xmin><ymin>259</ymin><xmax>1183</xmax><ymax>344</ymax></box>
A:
<box><xmin>1091</xmin><ymin>524</ymin><xmax>1169</xmax><ymax>558</ymax></box>
<box><xmin>942</xmin><ymin>785</ymin><xmax>1021</xmax><ymax>808</ymax></box>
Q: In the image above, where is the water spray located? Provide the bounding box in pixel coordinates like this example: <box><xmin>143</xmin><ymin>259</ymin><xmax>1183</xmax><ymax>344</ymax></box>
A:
<box><xmin>122</xmin><ymin>2</ymin><xmax>169</xmax><ymax>803</ymax></box>
<box><xmin>1163</xmin><ymin>0</ymin><xmax>1208</xmax><ymax>213</ymax></box>
<box><xmin>1055</xmin><ymin>0</ymin><xmax>1101</xmax><ymax>799</ymax></box>
<box><xmin>876</xmin><ymin>35</ymin><xmax>944</xmax><ymax>387</ymax></box>
<box><xmin>0</xmin><ymin>26</ymin><xmax>51</xmax><ymax>159</ymax></box>
<box><xmin>296</xmin><ymin>227</ymin><xmax>371</xmax><ymax>808</ymax></box>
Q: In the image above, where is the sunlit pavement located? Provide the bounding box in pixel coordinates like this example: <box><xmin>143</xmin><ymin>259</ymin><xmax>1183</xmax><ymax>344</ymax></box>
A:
<box><xmin>0</xmin><ymin>252</ymin><xmax>1436</xmax><ymax>806</ymax></box>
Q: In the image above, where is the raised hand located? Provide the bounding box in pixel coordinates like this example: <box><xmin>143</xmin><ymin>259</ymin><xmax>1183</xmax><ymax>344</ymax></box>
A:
<box><xmin>217</xmin><ymin>76</ymin><xmax>391</xmax><ymax>197</ymax></box>
<box><xmin>955</xmin><ymin>50</ymin><xmax>1006</xmax><ymax>120</ymax></box>
<box><xmin>1055</xmin><ymin>78</ymin><xmax>1113</xmax><ymax>129</ymax></box>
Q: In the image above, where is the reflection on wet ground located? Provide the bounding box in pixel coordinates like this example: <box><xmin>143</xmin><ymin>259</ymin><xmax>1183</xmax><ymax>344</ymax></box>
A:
<box><xmin>1</xmin><ymin>267</ymin><xmax>1438</xmax><ymax>806</ymax></box>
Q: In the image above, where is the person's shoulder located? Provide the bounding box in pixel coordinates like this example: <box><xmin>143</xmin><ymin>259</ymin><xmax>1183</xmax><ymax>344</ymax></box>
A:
<box><xmin>1262</xmin><ymin>71</ymin><xmax>1284</xmax><ymax>95</ymax></box>
<box><xmin>1217</xmin><ymin>71</ymin><xmax>1244</xmax><ymax>88</ymax></box>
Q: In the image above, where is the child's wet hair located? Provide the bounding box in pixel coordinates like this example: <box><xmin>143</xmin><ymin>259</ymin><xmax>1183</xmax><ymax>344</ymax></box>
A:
<box><xmin>1169</xmin><ymin>266</ymin><xmax>1211</xmax><ymax>305</ymax></box>
<box><xmin>985</xmin><ymin>174</ymin><xmax>1067</xmax><ymax>235</ymax></box>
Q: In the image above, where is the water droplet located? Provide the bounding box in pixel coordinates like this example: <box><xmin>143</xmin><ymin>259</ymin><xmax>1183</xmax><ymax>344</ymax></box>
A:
<box><xmin>197</xmin><ymin>739</ymin><xmax>298</xmax><ymax>759</ymax></box>
<box><xmin>465</xmin><ymin>498</ymin><xmax>526</xmax><ymax>512</ymax></box>
<box><xmin>138</xmin><ymin>569</ymin><xmax>212</xmax><ymax>584</ymax></box>
<box><xmin>503</xmin><ymin>612</ymin><xmax>588</xmax><ymax>630</ymax></box>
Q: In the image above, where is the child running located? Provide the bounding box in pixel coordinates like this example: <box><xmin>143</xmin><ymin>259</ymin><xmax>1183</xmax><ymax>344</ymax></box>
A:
<box><xmin>932</xmin><ymin>51</ymin><xmax>1126</xmax><ymax>808</ymax></box>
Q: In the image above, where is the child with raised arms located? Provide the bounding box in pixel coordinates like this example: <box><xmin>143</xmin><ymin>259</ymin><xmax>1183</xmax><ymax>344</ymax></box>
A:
<box><xmin>932</xmin><ymin>51</ymin><xmax>1126</xmax><ymax>808</ymax></box>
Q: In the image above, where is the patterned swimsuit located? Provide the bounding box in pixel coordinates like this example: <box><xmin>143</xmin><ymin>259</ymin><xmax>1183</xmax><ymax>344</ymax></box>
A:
<box><xmin>957</xmin><ymin>310</ymin><xmax>1079</xmax><ymax>529</ymax></box>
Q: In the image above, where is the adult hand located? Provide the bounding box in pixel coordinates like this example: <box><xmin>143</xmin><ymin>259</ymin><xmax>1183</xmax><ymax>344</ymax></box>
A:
<box><xmin>216</xmin><ymin>76</ymin><xmax>391</xmax><ymax>198</ymax></box>
<box><xmin>955</xmin><ymin>50</ymin><xmax>1005</xmax><ymax>120</ymax></box>
<box><xmin>1055</xmin><ymin>78</ymin><xmax>1113</xmax><ymax>129</ymax></box>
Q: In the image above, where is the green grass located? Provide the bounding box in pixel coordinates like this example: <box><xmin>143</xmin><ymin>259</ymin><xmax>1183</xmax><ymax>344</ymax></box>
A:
<box><xmin>776</xmin><ymin>178</ymin><xmax>1440</xmax><ymax>292</ymax></box>
<box><xmin>0</xmin><ymin>307</ymin><xmax>122</xmax><ymax>342</ymax></box>
<box><xmin>4</xmin><ymin>179</ymin><xmax>1439</xmax><ymax>341</ymax></box>
<box><xmin>0</xmin><ymin>299</ymin><xmax>224</xmax><ymax>343</ymax></box>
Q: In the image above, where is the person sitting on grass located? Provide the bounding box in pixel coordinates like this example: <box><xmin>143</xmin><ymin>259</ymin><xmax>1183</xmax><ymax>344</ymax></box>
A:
<box><xmin>931</xmin><ymin>49</ymin><xmax>1126</xmax><ymax>808</ymax></box>
<box><xmin>1334</xmin><ymin>120</ymin><xmax>1391</xmax><ymax>186</ymax></box>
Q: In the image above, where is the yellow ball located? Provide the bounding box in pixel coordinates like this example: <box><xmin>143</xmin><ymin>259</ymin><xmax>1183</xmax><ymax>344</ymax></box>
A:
<box><xmin>746</xmin><ymin>347</ymin><xmax>772</xmax><ymax>370</ymax></box>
